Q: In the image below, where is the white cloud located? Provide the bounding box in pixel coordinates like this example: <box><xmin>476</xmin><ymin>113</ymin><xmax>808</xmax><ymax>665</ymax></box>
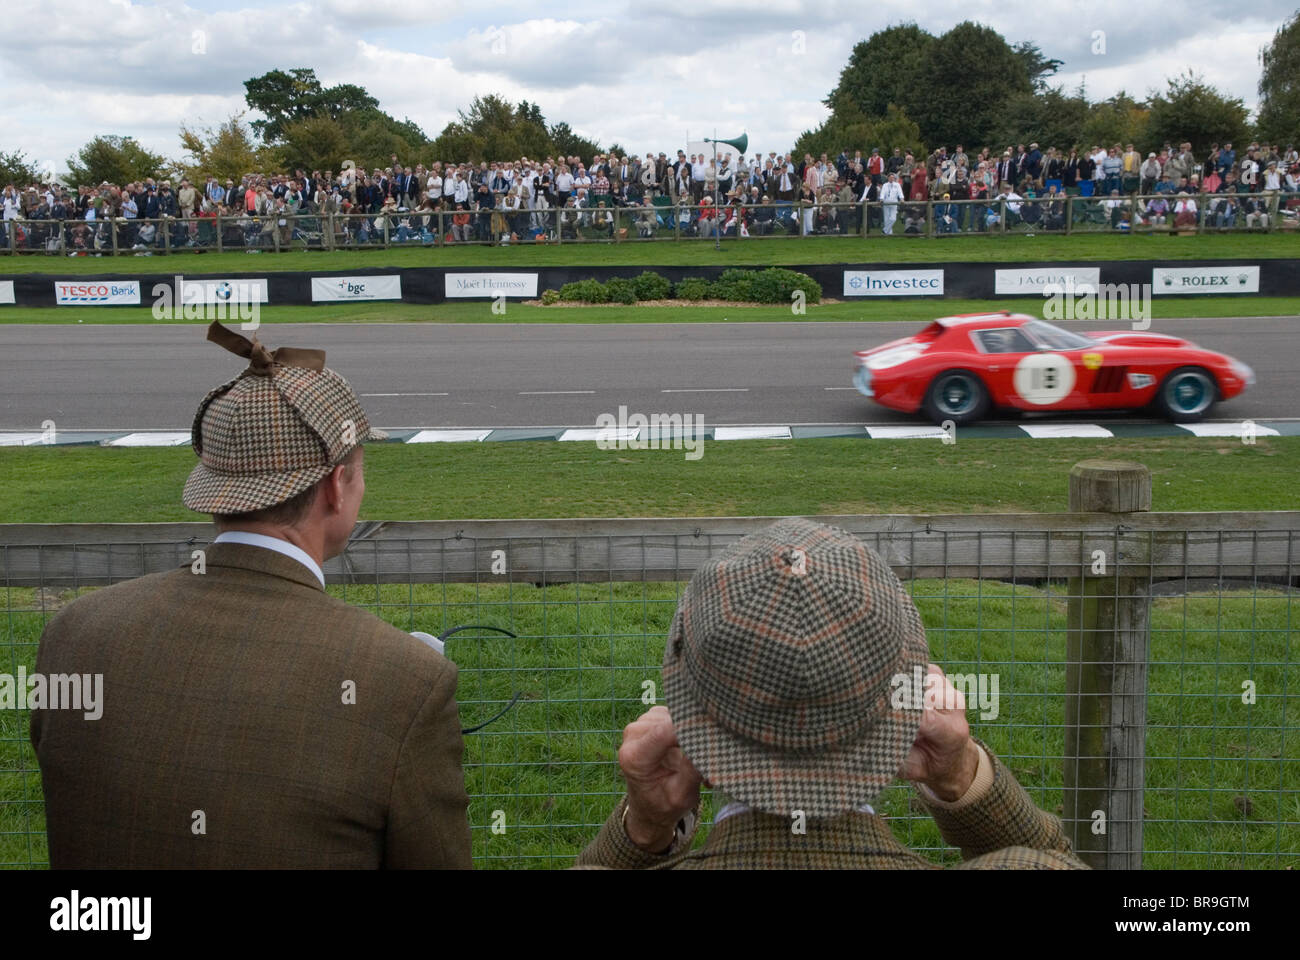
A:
<box><xmin>1</xmin><ymin>0</ymin><xmax>1292</xmax><ymax>179</ymax></box>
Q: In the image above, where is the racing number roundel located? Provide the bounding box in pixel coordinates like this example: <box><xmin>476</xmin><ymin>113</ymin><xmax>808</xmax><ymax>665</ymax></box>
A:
<box><xmin>1013</xmin><ymin>352</ymin><xmax>1075</xmax><ymax>405</ymax></box>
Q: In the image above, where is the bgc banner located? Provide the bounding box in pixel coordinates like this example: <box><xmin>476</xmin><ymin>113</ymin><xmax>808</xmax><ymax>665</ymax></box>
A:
<box><xmin>311</xmin><ymin>275</ymin><xmax>402</xmax><ymax>301</ymax></box>
<box><xmin>54</xmin><ymin>280</ymin><xmax>141</xmax><ymax>305</ymax></box>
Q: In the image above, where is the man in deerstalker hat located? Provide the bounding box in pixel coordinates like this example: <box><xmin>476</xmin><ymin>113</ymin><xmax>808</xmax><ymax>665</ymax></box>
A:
<box><xmin>31</xmin><ymin>321</ymin><xmax>471</xmax><ymax>868</ymax></box>
<box><xmin>577</xmin><ymin>518</ymin><xmax>1087</xmax><ymax>869</ymax></box>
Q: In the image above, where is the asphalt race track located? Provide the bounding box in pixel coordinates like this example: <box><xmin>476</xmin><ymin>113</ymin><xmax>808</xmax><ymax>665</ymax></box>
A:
<box><xmin>0</xmin><ymin>317</ymin><xmax>1293</xmax><ymax>430</ymax></box>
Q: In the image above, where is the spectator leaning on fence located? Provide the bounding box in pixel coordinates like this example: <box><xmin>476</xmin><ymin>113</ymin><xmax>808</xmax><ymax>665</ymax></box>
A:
<box><xmin>575</xmin><ymin>519</ymin><xmax>1089</xmax><ymax>871</ymax></box>
<box><xmin>30</xmin><ymin>322</ymin><xmax>471</xmax><ymax>869</ymax></box>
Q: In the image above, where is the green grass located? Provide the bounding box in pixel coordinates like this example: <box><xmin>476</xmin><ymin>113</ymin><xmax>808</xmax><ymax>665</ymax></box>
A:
<box><xmin>1</xmin><ymin>232</ymin><xmax>1295</xmax><ymax>275</ymax></box>
<box><xmin>2</xmin><ymin>437</ymin><xmax>1299</xmax><ymax>524</ymax></box>
<box><xmin>5</xmin><ymin>578</ymin><xmax>1295</xmax><ymax>868</ymax></box>
<box><xmin>3</xmin><ymin>296</ymin><xmax>1298</xmax><ymax>326</ymax></box>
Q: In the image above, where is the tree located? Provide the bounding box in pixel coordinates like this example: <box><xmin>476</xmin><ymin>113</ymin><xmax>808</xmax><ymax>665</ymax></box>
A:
<box><xmin>65</xmin><ymin>135</ymin><xmax>169</xmax><ymax>187</ymax></box>
<box><xmin>428</xmin><ymin>94</ymin><xmax>560</xmax><ymax>162</ymax></box>
<box><xmin>279</xmin><ymin>114</ymin><xmax>351</xmax><ymax>174</ymax></box>
<box><xmin>906</xmin><ymin>22</ymin><xmax>1033</xmax><ymax>148</ymax></box>
<box><xmin>0</xmin><ymin>150</ymin><xmax>45</xmax><ymax>187</ymax></box>
<box><xmin>1146</xmin><ymin>72</ymin><xmax>1249</xmax><ymax>155</ymax></box>
<box><xmin>826</xmin><ymin>23</ymin><xmax>934</xmax><ymax>119</ymax></box>
<box><xmin>177</xmin><ymin>114</ymin><xmax>281</xmax><ymax>184</ymax></box>
<box><xmin>1079</xmin><ymin>91</ymin><xmax>1150</xmax><ymax>152</ymax></box>
<box><xmin>1012</xmin><ymin>41</ymin><xmax>1063</xmax><ymax>93</ymax></box>
<box><xmin>549</xmin><ymin>122</ymin><xmax>601</xmax><ymax>160</ymax></box>
<box><xmin>794</xmin><ymin>99</ymin><xmax>924</xmax><ymax>160</ymax></box>
<box><xmin>243</xmin><ymin>68</ymin><xmax>379</xmax><ymax>143</ymax></box>
<box><xmin>1257</xmin><ymin>11</ymin><xmax>1300</xmax><ymax>146</ymax></box>
<box><xmin>992</xmin><ymin>86</ymin><xmax>1090</xmax><ymax>151</ymax></box>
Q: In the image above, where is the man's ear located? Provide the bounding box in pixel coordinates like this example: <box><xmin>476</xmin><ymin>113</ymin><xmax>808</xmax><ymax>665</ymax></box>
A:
<box><xmin>321</xmin><ymin>463</ymin><xmax>349</xmax><ymax>512</ymax></box>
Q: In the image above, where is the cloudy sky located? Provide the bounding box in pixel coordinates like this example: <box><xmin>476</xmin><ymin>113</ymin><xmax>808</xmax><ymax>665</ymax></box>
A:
<box><xmin>3</xmin><ymin>0</ymin><xmax>1292</xmax><ymax>177</ymax></box>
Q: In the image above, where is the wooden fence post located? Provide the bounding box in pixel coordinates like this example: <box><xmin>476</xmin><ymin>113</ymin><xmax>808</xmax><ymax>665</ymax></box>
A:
<box><xmin>1064</xmin><ymin>459</ymin><xmax>1152</xmax><ymax>870</ymax></box>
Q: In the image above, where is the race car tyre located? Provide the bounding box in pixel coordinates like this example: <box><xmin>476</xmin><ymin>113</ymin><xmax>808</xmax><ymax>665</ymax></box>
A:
<box><xmin>922</xmin><ymin>369</ymin><xmax>990</xmax><ymax>425</ymax></box>
<box><xmin>1152</xmin><ymin>366</ymin><xmax>1218</xmax><ymax>422</ymax></box>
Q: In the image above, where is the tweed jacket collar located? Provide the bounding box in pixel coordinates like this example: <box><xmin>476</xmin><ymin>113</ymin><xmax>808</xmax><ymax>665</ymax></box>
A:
<box><xmin>689</xmin><ymin>809</ymin><xmax>928</xmax><ymax>868</ymax></box>
<box><xmin>197</xmin><ymin>541</ymin><xmax>327</xmax><ymax>593</ymax></box>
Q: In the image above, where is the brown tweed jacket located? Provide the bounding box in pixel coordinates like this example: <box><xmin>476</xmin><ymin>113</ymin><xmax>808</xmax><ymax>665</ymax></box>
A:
<box><xmin>30</xmin><ymin>542</ymin><xmax>471</xmax><ymax>869</ymax></box>
<box><xmin>575</xmin><ymin>740</ymin><xmax>1087</xmax><ymax>869</ymax></box>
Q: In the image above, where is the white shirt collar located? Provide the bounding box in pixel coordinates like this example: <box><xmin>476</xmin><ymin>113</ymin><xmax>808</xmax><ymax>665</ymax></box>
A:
<box><xmin>212</xmin><ymin>531</ymin><xmax>326</xmax><ymax>587</ymax></box>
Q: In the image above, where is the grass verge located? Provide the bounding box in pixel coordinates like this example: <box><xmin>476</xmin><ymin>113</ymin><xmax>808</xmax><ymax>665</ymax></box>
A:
<box><xmin>2</xmin><ymin>296</ymin><xmax>1298</xmax><ymax>326</ymax></box>
<box><xmin>0</xmin><ymin>232</ymin><xmax>1294</xmax><ymax>276</ymax></box>
<box><xmin>1</xmin><ymin>437</ymin><xmax>1297</xmax><ymax>523</ymax></box>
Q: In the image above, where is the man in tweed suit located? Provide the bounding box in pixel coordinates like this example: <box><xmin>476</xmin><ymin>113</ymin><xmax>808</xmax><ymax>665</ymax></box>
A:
<box><xmin>577</xmin><ymin>518</ymin><xmax>1087</xmax><ymax>869</ymax></box>
<box><xmin>31</xmin><ymin>322</ymin><xmax>471</xmax><ymax>868</ymax></box>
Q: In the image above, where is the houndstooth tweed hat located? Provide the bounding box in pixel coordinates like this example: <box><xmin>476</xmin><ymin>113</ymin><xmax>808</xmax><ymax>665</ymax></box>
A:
<box><xmin>662</xmin><ymin>518</ymin><xmax>930</xmax><ymax>818</ymax></box>
<box><xmin>183</xmin><ymin>321</ymin><xmax>385</xmax><ymax>515</ymax></box>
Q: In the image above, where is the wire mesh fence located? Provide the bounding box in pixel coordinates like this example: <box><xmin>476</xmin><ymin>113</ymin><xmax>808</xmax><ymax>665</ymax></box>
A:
<box><xmin>2</xmin><ymin>191</ymin><xmax>1295</xmax><ymax>255</ymax></box>
<box><xmin>2</xmin><ymin>515</ymin><xmax>1297</xmax><ymax>869</ymax></box>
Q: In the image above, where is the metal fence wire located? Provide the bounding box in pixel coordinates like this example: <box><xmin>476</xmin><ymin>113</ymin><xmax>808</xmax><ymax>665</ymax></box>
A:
<box><xmin>1</xmin><ymin>517</ymin><xmax>1297</xmax><ymax>869</ymax></box>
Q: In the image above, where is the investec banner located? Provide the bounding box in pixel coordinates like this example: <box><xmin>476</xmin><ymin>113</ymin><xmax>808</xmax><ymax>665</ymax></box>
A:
<box><xmin>179</xmin><ymin>278</ymin><xmax>269</xmax><ymax>304</ymax></box>
<box><xmin>994</xmin><ymin>267</ymin><xmax>1100</xmax><ymax>295</ymax></box>
<box><xmin>843</xmin><ymin>270</ymin><xmax>944</xmax><ymax>297</ymax></box>
<box><xmin>445</xmin><ymin>272</ymin><xmax>538</xmax><ymax>299</ymax></box>
<box><xmin>1152</xmin><ymin>265</ymin><xmax>1260</xmax><ymax>294</ymax></box>
<box><xmin>0</xmin><ymin>281</ymin><xmax>13</xmax><ymax>305</ymax></box>
<box><xmin>54</xmin><ymin>280</ymin><xmax>141</xmax><ymax>305</ymax></box>
<box><xmin>312</xmin><ymin>275</ymin><xmax>402</xmax><ymax>301</ymax></box>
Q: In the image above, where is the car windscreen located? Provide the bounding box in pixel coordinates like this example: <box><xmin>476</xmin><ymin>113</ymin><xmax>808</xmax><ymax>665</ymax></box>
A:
<box><xmin>1024</xmin><ymin>320</ymin><xmax>1094</xmax><ymax>351</ymax></box>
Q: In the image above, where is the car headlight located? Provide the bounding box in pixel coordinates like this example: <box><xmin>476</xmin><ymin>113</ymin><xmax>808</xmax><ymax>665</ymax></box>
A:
<box><xmin>1229</xmin><ymin>358</ymin><xmax>1256</xmax><ymax>386</ymax></box>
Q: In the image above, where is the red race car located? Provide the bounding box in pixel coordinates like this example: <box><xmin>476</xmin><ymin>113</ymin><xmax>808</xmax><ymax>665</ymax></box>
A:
<box><xmin>853</xmin><ymin>312</ymin><xmax>1255</xmax><ymax>424</ymax></box>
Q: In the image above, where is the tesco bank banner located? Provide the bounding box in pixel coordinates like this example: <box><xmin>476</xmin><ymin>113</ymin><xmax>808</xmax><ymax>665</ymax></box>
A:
<box><xmin>994</xmin><ymin>267</ymin><xmax>1100</xmax><ymax>296</ymax></box>
<box><xmin>445</xmin><ymin>272</ymin><xmax>538</xmax><ymax>299</ymax></box>
<box><xmin>54</xmin><ymin>280</ymin><xmax>141</xmax><ymax>306</ymax></box>
<box><xmin>311</xmin><ymin>275</ymin><xmax>402</xmax><ymax>302</ymax></box>
<box><xmin>1152</xmin><ymin>266</ymin><xmax>1260</xmax><ymax>295</ymax></box>
<box><xmin>843</xmin><ymin>269</ymin><xmax>944</xmax><ymax>297</ymax></box>
<box><xmin>0</xmin><ymin>280</ymin><xmax>14</xmax><ymax>305</ymax></box>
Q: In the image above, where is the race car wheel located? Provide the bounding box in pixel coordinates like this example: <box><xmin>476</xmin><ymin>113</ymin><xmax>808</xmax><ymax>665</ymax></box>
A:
<box><xmin>922</xmin><ymin>369</ymin><xmax>990</xmax><ymax>425</ymax></box>
<box><xmin>1153</xmin><ymin>366</ymin><xmax>1217</xmax><ymax>422</ymax></box>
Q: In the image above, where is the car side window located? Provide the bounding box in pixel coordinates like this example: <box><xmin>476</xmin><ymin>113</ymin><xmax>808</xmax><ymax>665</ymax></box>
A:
<box><xmin>974</xmin><ymin>328</ymin><xmax>1034</xmax><ymax>354</ymax></box>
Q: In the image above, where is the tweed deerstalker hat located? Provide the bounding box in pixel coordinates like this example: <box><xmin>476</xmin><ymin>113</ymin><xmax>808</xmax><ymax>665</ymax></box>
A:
<box><xmin>662</xmin><ymin>518</ymin><xmax>930</xmax><ymax>818</ymax></box>
<box><xmin>183</xmin><ymin>321</ymin><xmax>385</xmax><ymax>514</ymax></box>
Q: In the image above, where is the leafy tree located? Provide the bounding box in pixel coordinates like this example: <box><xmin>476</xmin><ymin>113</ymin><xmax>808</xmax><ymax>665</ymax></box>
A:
<box><xmin>177</xmin><ymin>114</ymin><xmax>282</xmax><ymax>184</ymax></box>
<box><xmin>428</xmin><ymin>94</ymin><xmax>568</xmax><ymax>162</ymax></box>
<box><xmin>0</xmin><ymin>150</ymin><xmax>46</xmax><ymax>186</ymax></box>
<box><xmin>243</xmin><ymin>68</ymin><xmax>379</xmax><ymax>143</ymax></box>
<box><xmin>1146</xmin><ymin>72</ymin><xmax>1249</xmax><ymax>155</ymax></box>
<box><xmin>279</xmin><ymin>114</ymin><xmax>351</xmax><ymax>174</ymax></box>
<box><xmin>1257</xmin><ymin>11</ymin><xmax>1300</xmax><ymax>146</ymax></box>
<box><xmin>1012</xmin><ymin>41</ymin><xmax>1063</xmax><ymax>93</ymax></box>
<box><xmin>992</xmin><ymin>86</ymin><xmax>1090</xmax><ymax>152</ymax></box>
<box><xmin>795</xmin><ymin>98</ymin><xmax>924</xmax><ymax>159</ymax></box>
<box><xmin>549</xmin><ymin>122</ymin><xmax>601</xmax><ymax>160</ymax></box>
<box><xmin>906</xmin><ymin>22</ymin><xmax>1033</xmax><ymax>148</ymax></box>
<box><xmin>826</xmin><ymin>23</ymin><xmax>934</xmax><ymax>119</ymax></box>
<box><xmin>65</xmin><ymin>135</ymin><xmax>168</xmax><ymax>187</ymax></box>
<box><xmin>1080</xmin><ymin>91</ymin><xmax>1150</xmax><ymax>152</ymax></box>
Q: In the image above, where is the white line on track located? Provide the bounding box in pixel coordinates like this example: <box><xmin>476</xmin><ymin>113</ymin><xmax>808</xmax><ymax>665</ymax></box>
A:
<box><xmin>363</xmin><ymin>392</ymin><xmax>449</xmax><ymax>397</ymax></box>
<box><xmin>519</xmin><ymin>390</ymin><xmax>596</xmax><ymax>395</ymax></box>
<box><xmin>660</xmin><ymin>388</ymin><xmax>749</xmax><ymax>393</ymax></box>
<box><xmin>824</xmin><ymin>387</ymin><xmax>857</xmax><ymax>390</ymax></box>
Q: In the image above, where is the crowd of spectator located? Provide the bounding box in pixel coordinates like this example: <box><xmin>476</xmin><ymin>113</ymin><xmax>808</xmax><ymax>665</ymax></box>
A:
<box><xmin>3</xmin><ymin>138</ymin><xmax>1298</xmax><ymax>251</ymax></box>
